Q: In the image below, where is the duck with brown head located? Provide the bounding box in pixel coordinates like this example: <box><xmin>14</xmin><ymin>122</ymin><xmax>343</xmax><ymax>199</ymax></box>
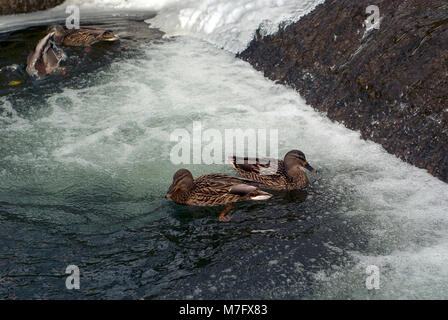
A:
<box><xmin>165</xmin><ymin>169</ymin><xmax>272</xmax><ymax>222</ymax></box>
<box><xmin>228</xmin><ymin>149</ymin><xmax>317</xmax><ymax>190</ymax></box>
<box><xmin>46</xmin><ymin>24</ymin><xmax>119</xmax><ymax>48</ymax></box>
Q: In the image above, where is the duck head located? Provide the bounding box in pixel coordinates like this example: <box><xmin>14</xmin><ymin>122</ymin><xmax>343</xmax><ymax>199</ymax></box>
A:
<box><xmin>46</xmin><ymin>25</ymin><xmax>66</xmax><ymax>43</ymax></box>
<box><xmin>165</xmin><ymin>169</ymin><xmax>194</xmax><ymax>198</ymax></box>
<box><xmin>284</xmin><ymin>150</ymin><xmax>317</xmax><ymax>179</ymax></box>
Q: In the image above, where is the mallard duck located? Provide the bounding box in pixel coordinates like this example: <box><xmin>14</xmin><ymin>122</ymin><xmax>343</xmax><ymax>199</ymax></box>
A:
<box><xmin>47</xmin><ymin>25</ymin><xmax>119</xmax><ymax>47</ymax></box>
<box><xmin>26</xmin><ymin>31</ymin><xmax>66</xmax><ymax>79</ymax></box>
<box><xmin>228</xmin><ymin>150</ymin><xmax>317</xmax><ymax>191</ymax></box>
<box><xmin>165</xmin><ymin>169</ymin><xmax>272</xmax><ymax>221</ymax></box>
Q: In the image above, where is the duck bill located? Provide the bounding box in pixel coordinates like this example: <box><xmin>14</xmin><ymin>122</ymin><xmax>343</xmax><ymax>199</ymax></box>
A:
<box><xmin>165</xmin><ymin>185</ymin><xmax>177</xmax><ymax>198</ymax></box>
<box><xmin>304</xmin><ymin>163</ymin><xmax>317</xmax><ymax>173</ymax></box>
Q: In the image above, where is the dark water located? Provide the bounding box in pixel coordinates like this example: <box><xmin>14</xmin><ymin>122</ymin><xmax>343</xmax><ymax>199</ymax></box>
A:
<box><xmin>0</xmin><ymin>17</ymin><xmax>163</xmax><ymax>101</ymax></box>
<box><xmin>1</xmin><ymin>178</ymin><xmax>367</xmax><ymax>299</ymax></box>
<box><xmin>1</xmin><ymin>15</ymin><xmax>447</xmax><ymax>300</ymax></box>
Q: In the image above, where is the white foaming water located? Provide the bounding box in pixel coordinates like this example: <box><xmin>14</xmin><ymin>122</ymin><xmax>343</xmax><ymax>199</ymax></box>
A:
<box><xmin>1</xmin><ymin>0</ymin><xmax>324</xmax><ymax>53</ymax></box>
<box><xmin>2</xmin><ymin>36</ymin><xmax>448</xmax><ymax>298</ymax></box>
<box><xmin>145</xmin><ymin>0</ymin><xmax>325</xmax><ymax>52</ymax></box>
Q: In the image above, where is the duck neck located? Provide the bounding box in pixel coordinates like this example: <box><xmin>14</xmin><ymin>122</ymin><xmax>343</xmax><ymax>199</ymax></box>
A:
<box><xmin>286</xmin><ymin>169</ymin><xmax>308</xmax><ymax>185</ymax></box>
<box><xmin>54</xmin><ymin>32</ymin><xmax>65</xmax><ymax>44</ymax></box>
<box><xmin>170</xmin><ymin>189</ymin><xmax>191</xmax><ymax>204</ymax></box>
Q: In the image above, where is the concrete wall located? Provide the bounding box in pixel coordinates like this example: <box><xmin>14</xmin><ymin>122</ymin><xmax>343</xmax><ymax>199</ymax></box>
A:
<box><xmin>0</xmin><ymin>0</ymin><xmax>64</xmax><ymax>15</ymax></box>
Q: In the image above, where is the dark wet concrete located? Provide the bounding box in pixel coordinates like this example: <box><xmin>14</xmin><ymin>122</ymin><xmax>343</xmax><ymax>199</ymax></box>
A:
<box><xmin>238</xmin><ymin>0</ymin><xmax>448</xmax><ymax>183</ymax></box>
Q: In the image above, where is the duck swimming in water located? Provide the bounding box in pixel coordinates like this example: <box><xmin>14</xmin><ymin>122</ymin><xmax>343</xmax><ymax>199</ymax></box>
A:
<box><xmin>47</xmin><ymin>24</ymin><xmax>119</xmax><ymax>48</ymax></box>
<box><xmin>165</xmin><ymin>169</ymin><xmax>272</xmax><ymax>221</ymax></box>
<box><xmin>228</xmin><ymin>150</ymin><xmax>317</xmax><ymax>191</ymax></box>
<box><xmin>26</xmin><ymin>31</ymin><xmax>66</xmax><ymax>79</ymax></box>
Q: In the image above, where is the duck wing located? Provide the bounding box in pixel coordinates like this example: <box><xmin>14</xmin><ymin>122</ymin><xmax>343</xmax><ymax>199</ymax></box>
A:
<box><xmin>194</xmin><ymin>174</ymin><xmax>260</xmax><ymax>194</ymax></box>
<box><xmin>228</xmin><ymin>156</ymin><xmax>283</xmax><ymax>176</ymax></box>
<box><xmin>187</xmin><ymin>174</ymin><xmax>272</xmax><ymax>206</ymax></box>
<box><xmin>80</xmin><ymin>27</ymin><xmax>117</xmax><ymax>38</ymax></box>
<box><xmin>26</xmin><ymin>32</ymin><xmax>63</xmax><ymax>78</ymax></box>
<box><xmin>42</xmin><ymin>42</ymin><xmax>65</xmax><ymax>75</ymax></box>
<box><xmin>63</xmin><ymin>27</ymin><xmax>118</xmax><ymax>46</ymax></box>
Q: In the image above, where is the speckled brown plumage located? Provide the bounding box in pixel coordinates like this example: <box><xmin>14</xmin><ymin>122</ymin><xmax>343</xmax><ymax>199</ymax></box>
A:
<box><xmin>26</xmin><ymin>32</ymin><xmax>65</xmax><ymax>78</ymax></box>
<box><xmin>48</xmin><ymin>25</ymin><xmax>119</xmax><ymax>47</ymax></box>
<box><xmin>166</xmin><ymin>169</ymin><xmax>272</xmax><ymax>206</ymax></box>
<box><xmin>228</xmin><ymin>150</ymin><xmax>316</xmax><ymax>191</ymax></box>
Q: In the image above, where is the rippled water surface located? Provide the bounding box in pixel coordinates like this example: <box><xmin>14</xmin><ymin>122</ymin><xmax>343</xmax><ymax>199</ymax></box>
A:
<box><xmin>1</xmin><ymin>12</ymin><xmax>448</xmax><ymax>299</ymax></box>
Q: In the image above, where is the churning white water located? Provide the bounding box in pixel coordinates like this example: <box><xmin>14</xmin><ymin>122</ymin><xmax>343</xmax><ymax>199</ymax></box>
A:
<box><xmin>1</xmin><ymin>0</ymin><xmax>448</xmax><ymax>299</ymax></box>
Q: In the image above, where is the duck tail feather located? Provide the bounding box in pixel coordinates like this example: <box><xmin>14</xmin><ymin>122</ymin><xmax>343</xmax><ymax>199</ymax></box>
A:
<box><xmin>250</xmin><ymin>192</ymin><xmax>272</xmax><ymax>201</ymax></box>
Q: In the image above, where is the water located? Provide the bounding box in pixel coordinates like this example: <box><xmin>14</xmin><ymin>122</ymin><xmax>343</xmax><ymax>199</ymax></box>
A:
<box><xmin>1</xmin><ymin>1</ymin><xmax>448</xmax><ymax>300</ymax></box>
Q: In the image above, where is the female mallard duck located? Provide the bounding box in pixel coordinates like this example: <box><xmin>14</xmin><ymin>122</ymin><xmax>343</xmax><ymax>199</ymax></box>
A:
<box><xmin>26</xmin><ymin>31</ymin><xmax>66</xmax><ymax>79</ymax></box>
<box><xmin>228</xmin><ymin>150</ymin><xmax>317</xmax><ymax>191</ymax></box>
<box><xmin>47</xmin><ymin>24</ymin><xmax>119</xmax><ymax>47</ymax></box>
<box><xmin>165</xmin><ymin>169</ymin><xmax>272</xmax><ymax>221</ymax></box>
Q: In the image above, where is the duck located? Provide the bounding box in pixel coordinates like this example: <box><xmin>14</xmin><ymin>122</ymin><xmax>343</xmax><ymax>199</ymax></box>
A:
<box><xmin>26</xmin><ymin>31</ymin><xmax>66</xmax><ymax>79</ymax></box>
<box><xmin>165</xmin><ymin>169</ymin><xmax>272</xmax><ymax>222</ymax></box>
<box><xmin>47</xmin><ymin>24</ymin><xmax>119</xmax><ymax>48</ymax></box>
<box><xmin>228</xmin><ymin>150</ymin><xmax>317</xmax><ymax>191</ymax></box>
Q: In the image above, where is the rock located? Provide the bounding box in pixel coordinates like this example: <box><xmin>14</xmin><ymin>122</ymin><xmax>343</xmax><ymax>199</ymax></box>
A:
<box><xmin>238</xmin><ymin>0</ymin><xmax>448</xmax><ymax>183</ymax></box>
<box><xmin>0</xmin><ymin>0</ymin><xmax>64</xmax><ymax>15</ymax></box>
